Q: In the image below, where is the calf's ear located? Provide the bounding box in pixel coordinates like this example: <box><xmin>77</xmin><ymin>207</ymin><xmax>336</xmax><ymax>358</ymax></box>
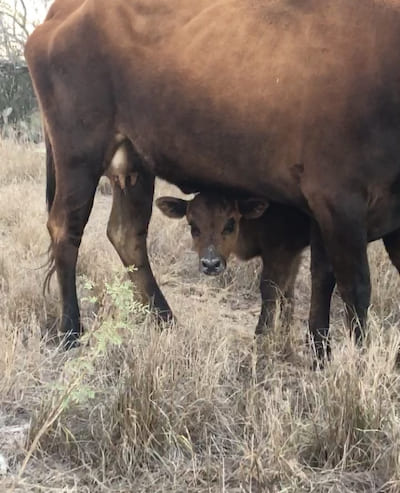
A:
<box><xmin>156</xmin><ymin>196</ymin><xmax>188</xmax><ymax>218</ymax></box>
<box><xmin>238</xmin><ymin>198</ymin><xmax>269</xmax><ymax>219</ymax></box>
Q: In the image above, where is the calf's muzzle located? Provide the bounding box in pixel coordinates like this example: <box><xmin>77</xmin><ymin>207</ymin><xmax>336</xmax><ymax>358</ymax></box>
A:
<box><xmin>199</xmin><ymin>245</ymin><xmax>226</xmax><ymax>275</ymax></box>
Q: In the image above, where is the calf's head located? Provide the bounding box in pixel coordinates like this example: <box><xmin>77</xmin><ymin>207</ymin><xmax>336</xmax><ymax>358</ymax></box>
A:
<box><xmin>156</xmin><ymin>194</ymin><xmax>268</xmax><ymax>275</ymax></box>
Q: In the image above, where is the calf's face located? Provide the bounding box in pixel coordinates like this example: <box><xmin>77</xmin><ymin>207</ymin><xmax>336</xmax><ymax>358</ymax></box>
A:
<box><xmin>156</xmin><ymin>194</ymin><xmax>267</xmax><ymax>275</ymax></box>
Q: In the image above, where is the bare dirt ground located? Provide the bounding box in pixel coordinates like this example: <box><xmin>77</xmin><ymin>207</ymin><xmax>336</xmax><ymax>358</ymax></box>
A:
<box><xmin>1</xmin><ymin>138</ymin><xmax>400</xmax><ymax>492</ymax></box>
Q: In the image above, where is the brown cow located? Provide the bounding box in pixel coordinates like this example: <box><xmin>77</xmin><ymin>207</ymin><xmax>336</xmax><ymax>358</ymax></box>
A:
<box><xmin>156</xmin><ymin>194</ymin><xmax>310</xmax><ymax>334</ymax></box>
<box><xmin>25</xmin><ymin>0</ymin><xmax>400</xmax><ymax>355</ymax></box>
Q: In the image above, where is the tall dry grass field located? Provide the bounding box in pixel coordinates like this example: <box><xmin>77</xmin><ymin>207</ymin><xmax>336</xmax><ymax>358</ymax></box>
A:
<box><xmin>1</xmin><ymin>137</ymin><xmax>400</xmax><ymax>492</ymax></box>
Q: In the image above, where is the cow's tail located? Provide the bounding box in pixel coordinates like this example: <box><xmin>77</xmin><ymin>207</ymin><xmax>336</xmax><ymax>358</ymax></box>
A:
<box><xmin>43</xmin><ymin>128</ymin><xmax>56</xmax><ymax>295</ymax></box>
<box><xmin>45</xmin><ymin>129</ymin><xmax>56</xmax><ymax>212</ymax></box>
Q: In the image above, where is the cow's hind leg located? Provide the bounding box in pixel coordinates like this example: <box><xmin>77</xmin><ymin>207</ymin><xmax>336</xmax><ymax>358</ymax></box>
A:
<box><xmin>47</xmin><ymin>150</ymin><xmax>102</xmax><ymax>348</ymax></box>
<box><xmin>107</xmin><ymin>167</ymin><xmax>173</xmax><ymax>323</ymax></box>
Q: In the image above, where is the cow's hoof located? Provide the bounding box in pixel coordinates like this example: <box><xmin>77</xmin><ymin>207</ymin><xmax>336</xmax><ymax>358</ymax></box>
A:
<box><xmin>310</xmin><ymin>347</ymin><xmax>331</xmax><ymax>370</ymax></box>
<box><xmin>62</xmin><ymin>332</ymin><xmax>81</xmax><ymax>350</ymax></box>
<box><xmin>155</xmin><ymin>309</ymin><xmax>175</xmax><ymax>329</ymax></box>
<box><xmin>254</xmin><ymin>327</ymin><xmax>266</xmax><ymax>337</ymax></box>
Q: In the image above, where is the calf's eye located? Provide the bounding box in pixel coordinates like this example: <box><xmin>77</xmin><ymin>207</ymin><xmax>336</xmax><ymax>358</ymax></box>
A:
<box><xmin>222</xmin><ymin>218</ymin><xmax>235</xmax><ymax>235</ymax></box>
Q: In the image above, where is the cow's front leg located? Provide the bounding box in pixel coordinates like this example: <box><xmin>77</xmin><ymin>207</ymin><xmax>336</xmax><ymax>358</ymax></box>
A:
<box><xmin>308</xmin><ymin>221</ymin><xmax>336</xmax><ymax>361</ymax></box>
<box><xmin>308</xmin><ymin>192</ymin><xmax>370</xmax><ymax>351</ymax></box>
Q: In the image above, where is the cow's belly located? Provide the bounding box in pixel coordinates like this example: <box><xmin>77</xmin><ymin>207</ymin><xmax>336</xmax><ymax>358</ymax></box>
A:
<box><xmin>122</xmin><ymin>106</ymin><xmax>308</xmax><ymax>209</ymax></box>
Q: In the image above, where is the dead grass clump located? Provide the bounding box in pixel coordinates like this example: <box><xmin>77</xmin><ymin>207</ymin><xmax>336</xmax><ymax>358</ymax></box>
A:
<box><xmin>0</xmin><ymin>317</ymin><xmax>42</xmax><ymax>402</ymax></box>
<box><xmin>21</xmin><ymin>269</ymin><xmax>400</xmax><ymax>491</ymax></box>
<box><xmin>300</xmin><ymin>327</ymin><xmax>400</xmax><ymax>473</ymax></box>
<box><xmin>369</xmin><ymin>242</ymin><xmax>400</xmax><ymax>326</ymax></box>
<box><xmin>25</xmin><ymin>274</ymin><xmax>238</xmax><ymax>482</ymax></box>
<box><xmin>0</xmin><ymin>184</ymin><xmax>49</xmax><ymax>327</ymax></box>
<box><xmin>0</xmin><ymin>138</ymin><xmax>44</xmax><ymax>185</ymax></box>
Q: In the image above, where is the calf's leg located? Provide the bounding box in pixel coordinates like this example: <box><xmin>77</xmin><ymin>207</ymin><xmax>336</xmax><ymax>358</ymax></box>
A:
<box><xmin>256</xmin><ymin>250</ymin><xmax>302</xmax><ymax>334</ymax></box>
<box><xmin>281</xmin><ymin>253</ymin><xmax>302</xmax><ymax>327</ymax></box>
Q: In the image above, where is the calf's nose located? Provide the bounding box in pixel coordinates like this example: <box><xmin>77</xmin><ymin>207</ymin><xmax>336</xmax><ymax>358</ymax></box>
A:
<box><xmin>200</xmin><ymin>256</ymin><xmax>224</xmax><ymax>275</ymax></box>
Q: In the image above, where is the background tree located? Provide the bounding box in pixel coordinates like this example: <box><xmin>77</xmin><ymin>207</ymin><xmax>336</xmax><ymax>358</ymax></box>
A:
<box><xmin>0</xmin><ymin>0</ymin><xmax>50</xmax><ymax>59</ymax></box>
<box><xmin>0</xmin><ymin>0</ymin><xmax>29</xmax><ymax>61</ymax></box>
<box><xmin>0</xmin><ymin>0</ymin><xmax>49</xmax><ymax>140</ymax></box>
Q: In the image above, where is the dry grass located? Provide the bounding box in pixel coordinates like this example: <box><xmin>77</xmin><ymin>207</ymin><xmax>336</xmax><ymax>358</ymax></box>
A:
<box><xmin>1</xmin><ymin>137</ymin><xmax>400</xmax><ymax>492</ymax></box>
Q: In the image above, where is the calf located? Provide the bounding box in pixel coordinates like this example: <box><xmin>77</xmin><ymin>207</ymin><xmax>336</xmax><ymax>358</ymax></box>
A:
<box><xmin>156</xmin><ymin>194</ymin><xmax>310</xmax><ymax>334</ymax></box>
